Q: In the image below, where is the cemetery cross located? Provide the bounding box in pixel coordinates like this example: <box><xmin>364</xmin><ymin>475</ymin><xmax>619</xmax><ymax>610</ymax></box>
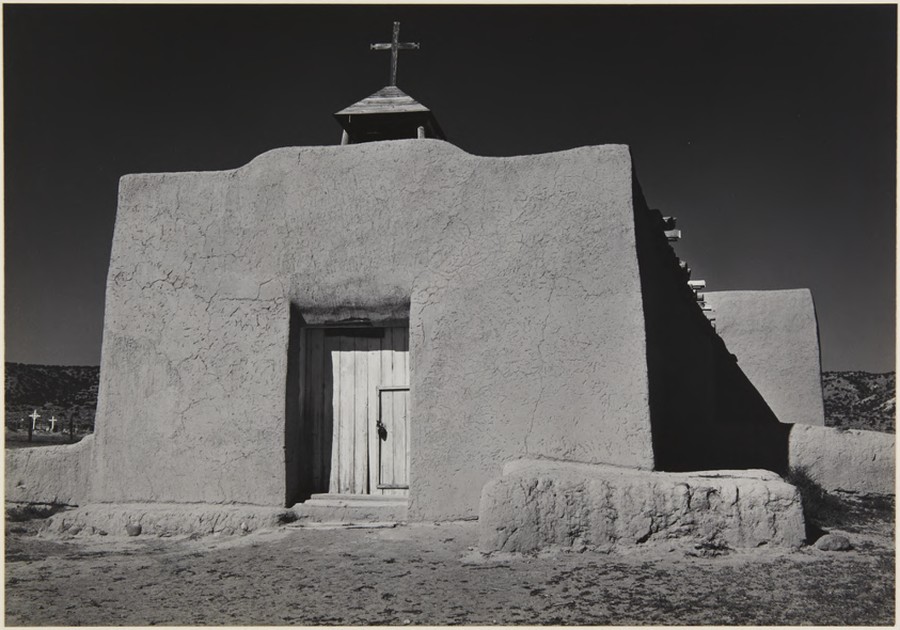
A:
<box><xmin>28</xmin><ymin>409</ymin><xmax>40</xmax><ymax>442</ymax></box>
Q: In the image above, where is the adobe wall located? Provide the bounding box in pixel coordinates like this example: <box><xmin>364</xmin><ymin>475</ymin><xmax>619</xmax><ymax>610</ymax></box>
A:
<box><xmin>789</xmin><ymin>425</ymin><xmax>894</xmax><ymax>495</ymax></box>
<box><xmin>705</xmin><ymin>290</ymin><xmax>825</xmax><ymax>426</ymax></box>
<box><xmin>631</xmin><ymin>183</ymin><xmax>791</xmax><ymax>473</ymax></box>
<box><xmin>90</xmin><ymin>140</ymin><xmax>655</xmax><ymax>519</ymax></box>
<box><xmin>5</xmin><ymin>435</ymin><xmax>94</xmax><ymax>505</ymax></box>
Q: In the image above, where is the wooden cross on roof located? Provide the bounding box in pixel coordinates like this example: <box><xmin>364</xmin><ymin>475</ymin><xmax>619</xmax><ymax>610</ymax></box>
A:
<box><xmin>370</xmin><ymin>21</ymin><xmax>419</xmax><ymax>87</ymax></box>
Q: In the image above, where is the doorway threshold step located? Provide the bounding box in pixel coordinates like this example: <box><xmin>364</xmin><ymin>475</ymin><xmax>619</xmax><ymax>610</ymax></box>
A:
<box><xmin>293</xmin><ymin>494</ymin><xmax>408</xmax><ymax>523</ymax></box>
<box><xmin>307</xmin><ymin>493</ymin><xmax>408</xmax><ymax>504</ymax></box>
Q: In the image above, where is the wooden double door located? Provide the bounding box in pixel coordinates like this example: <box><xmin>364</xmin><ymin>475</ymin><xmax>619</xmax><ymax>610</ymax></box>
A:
<box><xmin>304</xmin><ymin>326</ymin><xmax>410</xmax><ymax>496</ymax></box>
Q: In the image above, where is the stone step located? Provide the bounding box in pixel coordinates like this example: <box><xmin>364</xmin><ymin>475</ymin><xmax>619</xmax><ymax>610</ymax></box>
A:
<box><xmin>293</xmin><ymin>494</ymin><xmax>408</xmax><ymax>523</ymax></box>
<box><xmin>300</xmin><ymin>499</ymin><xmax>407</xmax><ymax>509</ymax></box>
<box><xmin>307</xmin><ymin>493</ymin><xmax>407</xmax><ymax>504</ymax></box>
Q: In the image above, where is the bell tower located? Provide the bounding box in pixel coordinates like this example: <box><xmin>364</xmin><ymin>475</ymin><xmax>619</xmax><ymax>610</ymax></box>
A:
<box><xmin>334</xmin><ymin>22</ymin><xmax>445</xmax><ymax>144</ymax></box>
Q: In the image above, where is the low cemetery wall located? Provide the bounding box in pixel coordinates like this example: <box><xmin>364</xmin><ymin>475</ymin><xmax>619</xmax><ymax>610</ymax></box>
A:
<box><xmin>5</xmin><ymin>434</ymin><xmax>94</xmax><ymax>505</ymax></box>
<box><xmin>789</xmin><ymin>424</ymin><xmax>894</xmax><ymax>495</ymax></box>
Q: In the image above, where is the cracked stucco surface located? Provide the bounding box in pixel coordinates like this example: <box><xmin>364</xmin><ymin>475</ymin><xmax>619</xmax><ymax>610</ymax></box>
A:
<box><xmin>479</xmin><ymin>459</ymin><xmax>806</xmax><ymax>552</ymax></box>
<box><xmin>86</xmin><ymin>140</ymin><xmax>653</xmax><ymax>518</ymax></box>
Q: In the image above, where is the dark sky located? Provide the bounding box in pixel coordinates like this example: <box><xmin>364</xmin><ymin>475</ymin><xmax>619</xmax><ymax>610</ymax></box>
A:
<box><xmin>4</xmin><ymin>4</ymin><xmax>896</xmax><ymax>371</ymax></box>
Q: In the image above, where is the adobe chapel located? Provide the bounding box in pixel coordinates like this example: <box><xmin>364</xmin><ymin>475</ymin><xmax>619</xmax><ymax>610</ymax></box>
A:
<box><xmin>8</xmin><ymin>23</ymin><xmax>892</xmax><ymax>548</ymax></box>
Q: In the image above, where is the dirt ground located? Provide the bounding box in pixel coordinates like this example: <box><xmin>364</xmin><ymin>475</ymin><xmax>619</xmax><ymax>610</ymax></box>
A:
<box><xmin>4</xmin><ymin>500</ymin><xmax>895</xmax><ymax>626</ymax></box>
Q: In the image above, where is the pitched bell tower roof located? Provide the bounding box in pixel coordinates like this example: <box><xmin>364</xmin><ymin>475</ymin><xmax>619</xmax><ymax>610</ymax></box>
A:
<box><xmin>335</xmin><ymin>85</ymin><xmax>431</xmax><ymax>117</ymax></box>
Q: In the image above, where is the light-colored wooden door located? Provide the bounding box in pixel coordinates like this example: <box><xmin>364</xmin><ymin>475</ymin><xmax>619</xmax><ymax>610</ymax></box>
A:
<box><xmin>304</xmin><ymin>326</ymin><xmax>409</xmax><ymax>495</ymax></box>
<box><xmin>377</xmin><ymin>386</ymin><xmax>410</xmax><ymax>494</ymax></box>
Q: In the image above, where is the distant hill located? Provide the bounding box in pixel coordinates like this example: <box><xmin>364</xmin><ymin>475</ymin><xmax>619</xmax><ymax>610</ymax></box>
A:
<box><xmin>822</xmin><ymin>371</ymin><xmax>895</xmax><ymax>434</ymax></box>
<box><xmin>5</xmin><ymin>363</ymin><xmax>99</xmax><ymax>431</ymax></box>
<box><xmin>3</xmin><ymin>364</ymin><xmax>896</xmax><ymax>435</ymax></box>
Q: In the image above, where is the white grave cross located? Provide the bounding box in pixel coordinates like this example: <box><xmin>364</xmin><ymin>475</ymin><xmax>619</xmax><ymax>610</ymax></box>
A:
<box><xmin>49</xmin><ymin>416</ymin><xmax>58</xmax><ymax>432</ymax></box>
<box><xmin>28</xmin><ymin>410</ymin><xmax>41</xmax><ymax>431</ymax></box>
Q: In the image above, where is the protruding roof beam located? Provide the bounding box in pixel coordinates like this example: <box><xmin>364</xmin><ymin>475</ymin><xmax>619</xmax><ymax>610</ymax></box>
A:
<box><xmin>665</xmin><ymin>229</ymin><xmax>682</xmax><ymax>242</ymax></box>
